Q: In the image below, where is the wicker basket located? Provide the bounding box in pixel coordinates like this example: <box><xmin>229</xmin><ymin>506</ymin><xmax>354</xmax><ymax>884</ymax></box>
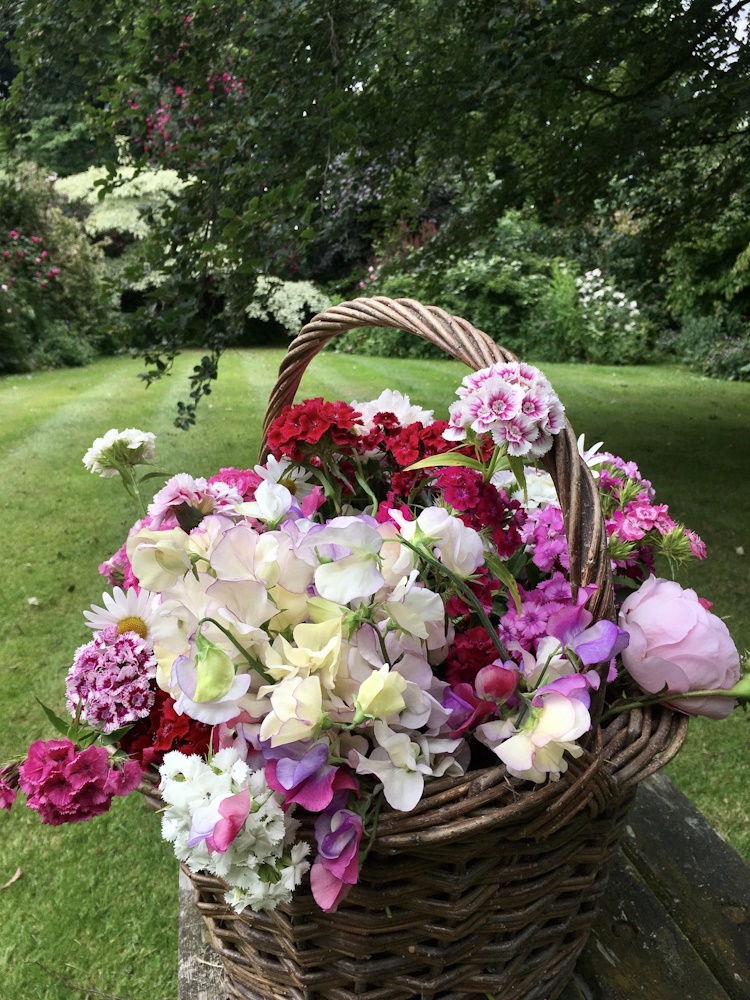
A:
<box><xmin>173</xmin><ymin>298</ymin><xmax>687</xmax><ymax>1000</ymax></box>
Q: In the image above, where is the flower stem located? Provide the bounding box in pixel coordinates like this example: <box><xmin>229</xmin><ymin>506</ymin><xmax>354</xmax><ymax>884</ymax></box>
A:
<box><xmin>399</xmin><ymin>538</ymin><xmax>509</xmax><ymax>661</ymax></box>
<box><xmin>599</xmin><ymin>685</ymin><xmax>743</xmax><ymax>724</ymax></box>
<box><xmin>196</xmin><ymin>617</ymin><xmax>275</xmax><ymax>684</ymax></box>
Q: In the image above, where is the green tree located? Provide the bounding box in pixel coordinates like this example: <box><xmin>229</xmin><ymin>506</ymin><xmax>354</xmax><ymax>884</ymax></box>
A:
<box><xmin>4</xmin><ymin>0</ymin><xmax>749</xmax><ymax>418</ymax></box>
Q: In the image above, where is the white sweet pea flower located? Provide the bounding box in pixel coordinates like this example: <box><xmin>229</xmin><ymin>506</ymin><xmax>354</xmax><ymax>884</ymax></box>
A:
<box><xmin>352</xmin><ymin>722</ymin><xmax>426</xmax><ymax>811</ymax></box>
<box><xmin>126</xmin><ymin>526</ymin><xmax>193</xmax><ymax>592</ymax></box>
<box><xmin>308</xmin><ymin>516</ymin><xmax>385</xmax><ymax>604</ymax></box>
<box><xmin>237</xmin><ymin>481</ymin><xmax>296</xmax><ymax>527</ymax></box>
<box><xmin>476</xmin><ymin>690</ymin><xmax>590</xmax><ymax>783</ymax></box>
<box><xmin>384</xmin><ymin>571</ymin><xmax>444</xmax><ymax>640</ymax></box>
<box><xmin>392</xmin><ymin>507</ymin><xmax>484</xmax><ymax>578</ymax></box>
<box><xmin>352</xmin><ymin>721</ymin><xmax>464</xmax><ymax>811</ymax></box>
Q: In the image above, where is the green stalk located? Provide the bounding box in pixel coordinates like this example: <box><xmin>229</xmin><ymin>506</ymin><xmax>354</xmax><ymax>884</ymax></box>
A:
<box><xmin>399</xmin><ymin>538</ymin><xmax>509</xmax><ymax>661</ymax></box>
<box><xmin>599</xmin><ymin>682</ymin><xmax>747</xmax><ymax>724</ymax></box>
<box><xmin>196</xmin><ymin>617</ymin><xmax>275</xmax><ymax>684</ymax></box>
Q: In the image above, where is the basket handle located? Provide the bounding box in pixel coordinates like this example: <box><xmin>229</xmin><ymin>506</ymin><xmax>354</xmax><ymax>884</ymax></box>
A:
<box><xmin>260</xmin><ymin>296</ymin><xmax>615</xmax><ymax>722</ymax></box>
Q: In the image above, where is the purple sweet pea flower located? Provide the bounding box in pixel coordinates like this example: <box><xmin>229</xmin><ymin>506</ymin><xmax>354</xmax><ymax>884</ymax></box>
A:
<box><xmin>310</xmin><ymin>806</ymin><xmax>364</xmax><ymax>913</ymax></box>
<box><xmin>264</xmin><ymin>740</ymin><xmax>359</xmax><ymax>812</ymax></box>
<box><xmin>442</xmin><ymin>684</ymin><xmax>495</xmax><ymax>738</ymax></box>
<box><xmin>547</xmin><ymin>592</ymin><xmax>629</xmax><ymax>666</ymax></box>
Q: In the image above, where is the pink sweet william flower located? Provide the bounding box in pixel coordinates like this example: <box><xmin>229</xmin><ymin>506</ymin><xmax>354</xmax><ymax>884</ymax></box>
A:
<box><xmin>0</xmin><ymin>765</ymin><xmax>19</xmax><ymax>810</ymax></box>
<box><xmin>66</xmin><ymin>626</ymin><xmax>156</xmax><ymax>733</ymax></box>
<box><xmin>0</xmin><ymin>781</ymin><xmax>16</xmax><ymax>810</ymax></box>
<box><xmin>443</xmin><ymin>362</ymin><xmax>565</xmax><ymax>458</ymax></box>
<box><xmin>148</xmin><ymin>473</ymin><xmax>243</xmax><ymax>528</ymax></box>
<box><xmin>619</xmin><ymin>576</ymin><xmax>740</xmax><ymax>719</ymax></box>
<box><xmin>310</xmin><ymin>805</ymin><xmax>364</xmax><ymax>913</ymax></box>
<box><xmin>18</xmin><ymin>740</ymin><xmax>143</xmax><ymax>825</ymax></box>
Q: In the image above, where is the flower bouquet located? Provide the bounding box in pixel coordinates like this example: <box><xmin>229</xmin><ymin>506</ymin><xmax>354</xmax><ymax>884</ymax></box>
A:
<box><xmin>3</xmin><ymin>299</ymin><xmax>747</xmax><ymax>1000</ymax></box>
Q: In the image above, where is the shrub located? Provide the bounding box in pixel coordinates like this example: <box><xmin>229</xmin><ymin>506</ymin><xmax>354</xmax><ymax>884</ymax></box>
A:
<box><xmin>0</xmin><ymin>164</ymin><xmax>112</xmax><ymax>372</ymax></box>
<box><xmin>244</xmin><ymin>276</ymin><xmax>331</xmax><ymax>337</ymax></box>
<box><xmin>527</xmin><ymin>263</ymin><xmax>586</xmax><ymax>360</ymax></box>
<box><xmin>329</xmin><ymin>212</ymin><xmax>554</xmax><ymax>358</ymax></box>
<box><xmin>530</xmin><ymin>265</ymin><xmax>651</xmax><ymax>365</ymax></box>
<box><xmin>673</xmin><ymin>314</ymin><xmax>750</xmax><ymax>382</ymax></box>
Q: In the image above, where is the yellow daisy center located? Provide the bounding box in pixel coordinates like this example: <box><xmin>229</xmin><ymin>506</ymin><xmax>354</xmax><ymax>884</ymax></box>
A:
<box><xmin>117</xmin><ymin>616</ymin><xmax>148</xmax><ymax>639</ymax></box>
<box><xmin>279</xmin><ymin>475</ymin><xmax>298</xmax><ymax>496</ymax></box>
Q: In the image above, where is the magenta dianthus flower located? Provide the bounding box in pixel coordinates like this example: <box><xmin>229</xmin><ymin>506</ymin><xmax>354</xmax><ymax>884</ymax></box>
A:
<box><xmin>18</xmin><ymin>740</ymin><xmax>142</xmax><ymax>825</ymax></box>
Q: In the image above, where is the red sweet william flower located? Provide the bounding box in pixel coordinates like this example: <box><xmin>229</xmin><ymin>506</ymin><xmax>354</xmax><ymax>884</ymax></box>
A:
<box><xmin>267</xmin><ymin>398</ymin><xmax>363</xmax><ymax>462</ymax></box>
<box><xmin>445</xmin><ymin>626</ymin><xmax>500</xmax><ymax>686</ymax></box>
<box><xmin>119</xmin><ymin>690</ymin><xmax>212</xmax><ymax>767</ymax></box>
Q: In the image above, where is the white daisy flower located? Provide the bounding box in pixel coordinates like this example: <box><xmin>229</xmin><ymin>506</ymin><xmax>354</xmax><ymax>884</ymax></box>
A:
<box><xmin>255</xmin><ymin>455</ymin><xmax>315</xmax><ymax>499</ymax></box>
<box><xmin>83</xmin><ymin>586</ymin><xmax>158</xmax><ymax>641</ymax></box>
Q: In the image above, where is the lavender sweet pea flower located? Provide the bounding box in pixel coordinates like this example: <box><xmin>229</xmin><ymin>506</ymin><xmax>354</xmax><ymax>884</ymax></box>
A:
<box><xmin>309</xmin><ymin>807</ymin><xmax>364</xmax><ymax>913</ymax></box>
<box><xmin>547</xmin><ymin>596</ymin><xmax>629</xmax><ymax>666</ymax></box>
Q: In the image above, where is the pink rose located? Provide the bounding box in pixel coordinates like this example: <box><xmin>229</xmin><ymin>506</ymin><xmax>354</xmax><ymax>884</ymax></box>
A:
<box><xmin>618</xmin><ymin>576</ymin><xmax>740</xmax><ymax>719</ymax></box>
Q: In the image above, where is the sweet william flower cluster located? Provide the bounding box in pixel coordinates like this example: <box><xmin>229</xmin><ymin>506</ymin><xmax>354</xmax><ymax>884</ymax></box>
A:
<box><xmin>3</xmin><ymin>362</ymin><xmax>747</xmax><ymax>915</ymax></box>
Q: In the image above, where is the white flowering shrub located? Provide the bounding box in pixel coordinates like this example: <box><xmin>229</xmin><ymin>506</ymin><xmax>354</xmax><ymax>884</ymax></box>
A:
<box><xmin>245</xmin><ymin>276</ymin><xmax>331</xmax><ymax>336</ymax></box>
<box><xmin>575</xmin><ymin>268</ymin><xmax>649</xmax><ymax>364</ymax></box>
<box><xmin>532</xmin><ymin>264</ymin><xmax>650</xmax><ymax>365</ymax></box>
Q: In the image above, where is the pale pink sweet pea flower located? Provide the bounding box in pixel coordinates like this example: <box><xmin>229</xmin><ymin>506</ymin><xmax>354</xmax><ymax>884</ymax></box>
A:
<box><xmin>187</xmin><ymin>787</ymin><xmax>251</xmax><ymax>853</ymax></box>
<box><xmin>477</xmin><ymin>686</ymin><xmax>592</xmax><ymax>783</ymax></box>
<box><xmin>619</xmin><ymin>575</ymin><xmax>740</xmax><ymax>719</ymax></box>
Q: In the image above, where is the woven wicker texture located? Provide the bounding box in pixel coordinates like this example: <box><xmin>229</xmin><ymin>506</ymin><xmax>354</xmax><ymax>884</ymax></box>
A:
<box><xmin>181</xmin><ymin>707</ymin><xmax>686</xmax><ymax>1000</ymax></box>
<box><xmin>172</xmin><ymin>298</ymin><xmax>689</xmax><ymax>999</ymax></box>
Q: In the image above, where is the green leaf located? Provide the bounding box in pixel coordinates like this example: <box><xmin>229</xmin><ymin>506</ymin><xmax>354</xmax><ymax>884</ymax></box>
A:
<box><xmin>34</xmin><ymin>697</ymin><xmax>72</xmax><ymax>738</ymax></box>
<box><xmin>404</xmin><ymin>453</ymin><xmax>484</xmax><ymax>473</ymax></box>
<box><xmin>138</xmin><ymin>470</ymin><xmax>170</xmax><ymax>484</ymax></box>
<box><xmin>507</xmin><ymin>454</ymin><xmax>528</xmax><ymax>495</ymax></box>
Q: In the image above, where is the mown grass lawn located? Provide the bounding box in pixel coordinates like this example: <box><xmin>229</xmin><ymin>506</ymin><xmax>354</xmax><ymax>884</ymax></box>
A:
<box><xmin>1</xmin><ymin>349</ymin><xmax>748</xmax><ymax>1000</ymax></box>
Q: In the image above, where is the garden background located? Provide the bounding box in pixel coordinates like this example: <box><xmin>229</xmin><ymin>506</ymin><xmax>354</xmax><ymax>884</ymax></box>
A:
<box><xmin>1</xmin><ymin>2</ymin><xmax>749</xmax><ymax>998</ymax></box>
